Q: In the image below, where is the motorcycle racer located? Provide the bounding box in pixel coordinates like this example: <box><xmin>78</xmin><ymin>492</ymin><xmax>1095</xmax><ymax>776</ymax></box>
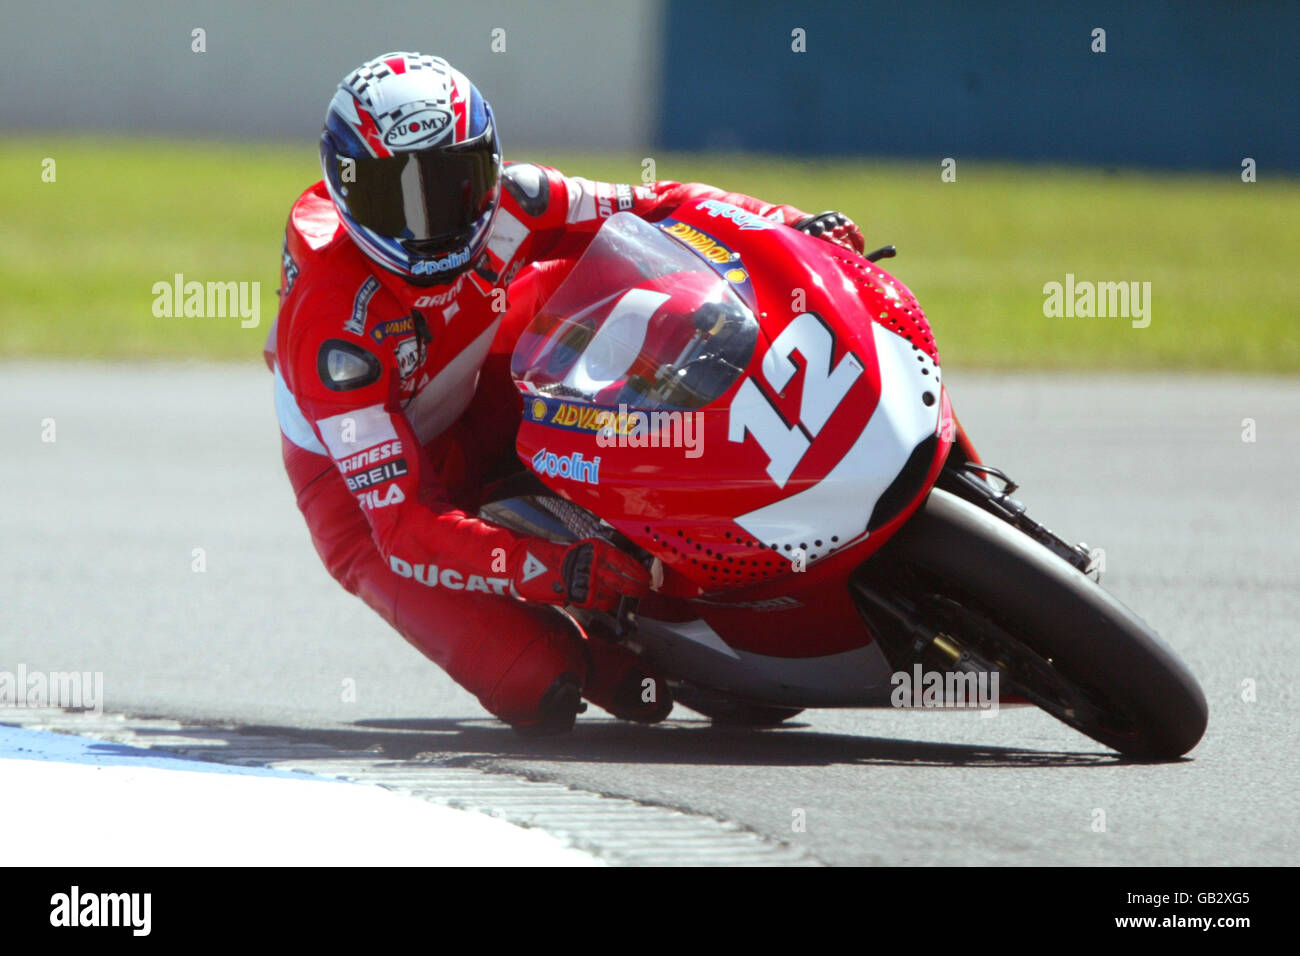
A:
<box><xmin>267</xmin><ymin>51</ymin><xmax>866</xmax><ymax>734</ymax></box>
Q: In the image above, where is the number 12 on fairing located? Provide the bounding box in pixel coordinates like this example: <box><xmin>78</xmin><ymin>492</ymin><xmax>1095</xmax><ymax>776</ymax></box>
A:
<box><xmin>727</xmin><ymin>312</ymin><xmax>863</xmax><ymax>488</ymax></box>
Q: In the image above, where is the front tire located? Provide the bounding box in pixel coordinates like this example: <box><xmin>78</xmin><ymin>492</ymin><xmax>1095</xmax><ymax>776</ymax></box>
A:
<box><xmin>859</xmin><ymin>489</ymin><xmax>1208</xmax><ymax>758</ymax></box>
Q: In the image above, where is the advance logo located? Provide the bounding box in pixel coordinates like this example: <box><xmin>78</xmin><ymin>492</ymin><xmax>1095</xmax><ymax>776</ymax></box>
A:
<box><xmin>531</xmin><ymin>449</ymin><xmax>600</xmax><ymax>485</ymax></box>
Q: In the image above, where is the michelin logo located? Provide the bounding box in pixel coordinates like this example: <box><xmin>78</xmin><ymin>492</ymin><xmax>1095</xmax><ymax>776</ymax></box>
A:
<box><xmin>345</xmin><ymin>276</ymin><xmax>380</xmax><ymax>335</ymax></box>
<box><xmin>531</xmin><ymin>448</ymin><xmax>600</xmax><ymax>484</ymax></box>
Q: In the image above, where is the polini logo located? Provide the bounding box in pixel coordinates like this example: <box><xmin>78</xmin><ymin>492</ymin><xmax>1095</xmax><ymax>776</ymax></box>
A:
<box><xmin>411</xmin><ymin>248</ymin><xmax>471</xmax><ymax>275</ymax></box>
<box><xmin>531</xmin><ymin>449</ymin><xmax>600</xmax><ymax>484</ymax></box>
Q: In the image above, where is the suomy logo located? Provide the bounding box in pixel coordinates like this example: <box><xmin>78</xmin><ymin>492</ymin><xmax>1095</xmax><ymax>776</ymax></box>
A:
<box><xmin>382</xmin><ymin>108</ymin><xmax>452</xmax><ymax>148</ymax></box>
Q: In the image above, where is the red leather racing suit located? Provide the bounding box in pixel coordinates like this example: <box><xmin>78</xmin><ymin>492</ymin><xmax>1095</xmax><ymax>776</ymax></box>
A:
<box><xmin>266</xmin><ymin>163</ymin><xmax>816</xmax><ymax>726</ymax></box>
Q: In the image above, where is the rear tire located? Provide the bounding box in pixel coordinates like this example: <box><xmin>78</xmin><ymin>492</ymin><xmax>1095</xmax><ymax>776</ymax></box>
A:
<box><xmin>865</xmin><ymin>489</ymin><xmax>1208</xmax><ymax>758</ymax></box>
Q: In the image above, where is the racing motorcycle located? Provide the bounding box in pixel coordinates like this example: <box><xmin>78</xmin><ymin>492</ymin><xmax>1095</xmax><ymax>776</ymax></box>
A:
<box><xmin>487</xmin><ymin>199</ymin><xmax>1208</xmax><ymax>759</ymax></box>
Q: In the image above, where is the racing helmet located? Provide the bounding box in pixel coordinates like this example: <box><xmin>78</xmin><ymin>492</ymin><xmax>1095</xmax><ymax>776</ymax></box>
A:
<box><xmin>320</xmin><ymin>52</ymin><xmax>501</xmax><ymax>285</ymax></box>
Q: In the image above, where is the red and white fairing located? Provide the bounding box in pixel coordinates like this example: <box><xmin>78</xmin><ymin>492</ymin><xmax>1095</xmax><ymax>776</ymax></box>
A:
<box><xmin>513</xmin><ymin>203</ymin><xmax>954</xmax><ymax>701</ymax></box>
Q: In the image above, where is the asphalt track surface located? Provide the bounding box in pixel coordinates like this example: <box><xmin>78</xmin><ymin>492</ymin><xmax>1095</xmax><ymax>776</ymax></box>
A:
<box><xmin>3</xmin><ymin>362</ymin><xmax>1297</xmax><ymax>865</ymax></box>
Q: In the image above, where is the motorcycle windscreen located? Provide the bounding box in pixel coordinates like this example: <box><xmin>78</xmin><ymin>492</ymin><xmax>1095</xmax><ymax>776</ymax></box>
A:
<box><xmin>512</xmin><ymin>213</ymin><xmax>758</xmax><ymax>411</ymax></box>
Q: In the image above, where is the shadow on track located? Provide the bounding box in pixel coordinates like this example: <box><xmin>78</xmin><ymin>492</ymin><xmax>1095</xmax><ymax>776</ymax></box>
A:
<box><xmin>42</xmin><ymin>710</ymin><xmax>1193</xmax><ymax>784</ymax></box>
<box><xmin>264</xmin><ymin>716</ymin><xmax>1143</xmax><ymax>769</ymax></box>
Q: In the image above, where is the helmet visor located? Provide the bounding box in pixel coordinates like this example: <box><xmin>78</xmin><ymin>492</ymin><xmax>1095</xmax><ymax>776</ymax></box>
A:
<box><xmin>337</xmin><ymin>129</ymin><xmax>500</xmax><ymax>249</ymax></box>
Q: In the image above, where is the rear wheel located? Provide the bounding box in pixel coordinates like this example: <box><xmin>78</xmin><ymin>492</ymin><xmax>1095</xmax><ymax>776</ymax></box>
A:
<box><xmin>853</xmin><ymin>489</ymin><xmax>1208</xmax><ymax>758</ymax></box>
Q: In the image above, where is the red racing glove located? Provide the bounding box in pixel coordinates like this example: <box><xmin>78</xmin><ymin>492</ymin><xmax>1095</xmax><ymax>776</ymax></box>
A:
<box><xmin>511</xmin><ymin>538</ymin><xmax>651</xmax><ymax>610</ymax></box>
<box><xmin>794</xmin><ymin>210</ymin><xmax>865</xmax><ymax>255</ymax></box>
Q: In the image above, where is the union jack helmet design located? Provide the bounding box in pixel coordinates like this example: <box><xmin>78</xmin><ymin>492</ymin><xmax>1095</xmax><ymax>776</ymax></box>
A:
<box><xmin>320</xmin><ymin>52</ymin><xmax>501</xmax><ymax>285</ymax></box>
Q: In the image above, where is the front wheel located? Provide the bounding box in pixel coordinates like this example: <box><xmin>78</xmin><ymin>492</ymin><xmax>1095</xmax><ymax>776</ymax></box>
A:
<box><xmin>854</xmin><ymin>489</ymin><xmax>1208</xmax><ymax>758</ymax></box>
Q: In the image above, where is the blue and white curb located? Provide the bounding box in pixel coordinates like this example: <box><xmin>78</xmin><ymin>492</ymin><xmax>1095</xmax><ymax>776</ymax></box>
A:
<box><xmin>1</xmin><ymin>709</ymin><xmax>817</xmax><ymax>865</ymax></box>
<box><xmin>0</xmin><ymin>722</ymin><xmax>600</xmax><ymax>866</ymax></box>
